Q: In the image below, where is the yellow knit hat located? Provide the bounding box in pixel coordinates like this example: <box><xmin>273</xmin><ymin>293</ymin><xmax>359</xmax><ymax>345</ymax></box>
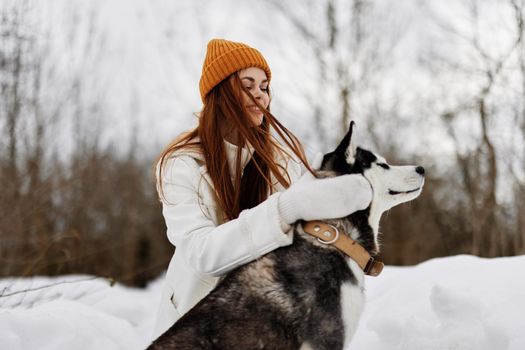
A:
<box><xmin>199</xmin><ymin>38</ymin><xmax>272</xmax><ymax>102</ymax></box>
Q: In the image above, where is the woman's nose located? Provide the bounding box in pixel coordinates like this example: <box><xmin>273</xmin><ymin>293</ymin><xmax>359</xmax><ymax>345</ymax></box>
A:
<box><xmin>252</xmin><ymin>88</ymin><xmax>262</xmax><ymax>98</ymax></box>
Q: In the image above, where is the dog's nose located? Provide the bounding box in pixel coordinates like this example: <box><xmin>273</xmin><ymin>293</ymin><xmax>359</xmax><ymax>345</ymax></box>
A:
<box><xmin>415</xmin><ymin>166</ymin><xmax>425</xmax><ymax>175</ymax></box>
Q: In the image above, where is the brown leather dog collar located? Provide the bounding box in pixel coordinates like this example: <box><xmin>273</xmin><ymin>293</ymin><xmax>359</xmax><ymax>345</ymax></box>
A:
<box><xmin>302</xmin><ymin>221</ymin><xmax>384</xmax><ymax>277</ymax></box>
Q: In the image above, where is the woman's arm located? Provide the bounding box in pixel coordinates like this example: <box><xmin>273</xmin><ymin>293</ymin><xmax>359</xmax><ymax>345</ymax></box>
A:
<box><xmin>158</xmin><ymin>156</ymin><xmax>294</xmax><ymax>277</ymax></box>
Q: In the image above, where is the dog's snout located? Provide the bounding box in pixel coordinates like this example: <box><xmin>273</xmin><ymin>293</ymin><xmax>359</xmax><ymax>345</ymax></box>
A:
<box><xmin>415</xmin><ymin>166</ymin><xmax>425</xmax><ymax>176</ymax></box>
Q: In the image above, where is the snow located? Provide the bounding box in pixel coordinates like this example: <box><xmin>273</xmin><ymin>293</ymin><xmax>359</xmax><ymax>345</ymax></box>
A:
<box><xmin>1</xmin><ymin>255</ymin><xmax>524</xmax><ymax>350</ymax></box>
<box><xmin>0</xmin><ymin>276</ymin><xmax>163</xmax><ymax>350</ymax></box>
<box><xmin>351</xmin><ymin>255</ymin><xmax>523</xmax><ymax>350</ymax></box>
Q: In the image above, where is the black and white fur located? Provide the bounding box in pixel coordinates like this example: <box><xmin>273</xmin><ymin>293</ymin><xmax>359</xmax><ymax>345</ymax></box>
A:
<box><xmin>149</xmin><ymin>122</ymin><xmax>425</xmax><ymax>350</ymax></box>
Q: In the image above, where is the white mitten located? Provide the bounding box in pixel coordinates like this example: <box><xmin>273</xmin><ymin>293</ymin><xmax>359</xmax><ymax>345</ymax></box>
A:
<box><xmin>278</xmin><ymin>155</ymin><xmax>372</xmax><ymax>224</ymax></box>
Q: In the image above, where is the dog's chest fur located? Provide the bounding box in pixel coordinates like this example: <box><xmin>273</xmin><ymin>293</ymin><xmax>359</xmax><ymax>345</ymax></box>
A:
<box><xmin>340</xmin><ymin>260</ymin><xmax>365</xmax><ymax>347</ymax></box>
<box><xmin>150</xmin><ymin>230</ymin><xmax>366</xmax><ymax>350</ymax></box>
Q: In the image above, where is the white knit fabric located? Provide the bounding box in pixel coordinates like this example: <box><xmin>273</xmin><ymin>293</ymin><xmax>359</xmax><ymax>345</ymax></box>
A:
<box><xmin>277</xmin><ymin>153</ymin><xmax>372</xmax><ymax>224</ymax></box>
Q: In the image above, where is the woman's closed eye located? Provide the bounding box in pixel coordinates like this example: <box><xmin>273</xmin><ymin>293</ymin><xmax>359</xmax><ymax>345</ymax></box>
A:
<box><xmin>244</xmin><ymin>85</ymin><xmax>268</xmax><ymax>93</ymax></box>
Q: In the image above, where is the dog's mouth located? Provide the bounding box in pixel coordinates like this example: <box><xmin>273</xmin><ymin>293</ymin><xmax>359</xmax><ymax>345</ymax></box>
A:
<box><xmin>388</xmin><ymin>187</ymin><xmax>421</xmax><ymax>195</ymax></box>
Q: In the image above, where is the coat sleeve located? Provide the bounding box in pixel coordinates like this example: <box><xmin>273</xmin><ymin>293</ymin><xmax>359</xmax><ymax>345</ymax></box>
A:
<box><xmin>157</xmin><ymin>156</ymin><xmax>294</xmax><ymax>277</ymax></box>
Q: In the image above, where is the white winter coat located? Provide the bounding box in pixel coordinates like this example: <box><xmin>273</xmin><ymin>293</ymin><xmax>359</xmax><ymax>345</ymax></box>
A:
<box><xmin>151</xmin><ymin>139</ymin><xmax>302</xmax><ymax>339</ymax></box>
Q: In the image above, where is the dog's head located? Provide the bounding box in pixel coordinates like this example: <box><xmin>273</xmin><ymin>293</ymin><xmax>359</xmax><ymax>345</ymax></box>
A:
<box><xmin>319</xmin><ymin>122</ymin><xmax>425</xmax><ymax>235</ymax></box>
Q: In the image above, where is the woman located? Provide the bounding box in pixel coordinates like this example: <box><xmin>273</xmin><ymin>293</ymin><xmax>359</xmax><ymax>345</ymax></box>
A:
<box><xmin>152</xmin><ymin>39</ymin><xmax>372</xmax><ymax>338</ymax></box>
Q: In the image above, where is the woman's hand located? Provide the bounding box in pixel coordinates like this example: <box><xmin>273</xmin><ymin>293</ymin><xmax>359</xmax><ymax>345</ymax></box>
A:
<box><xmin>278</xmin><ymin>153</ymin><xmax>372</xmax><ymax>224</ymax></box>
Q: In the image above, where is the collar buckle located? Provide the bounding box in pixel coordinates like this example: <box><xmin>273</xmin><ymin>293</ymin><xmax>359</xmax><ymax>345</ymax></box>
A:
<box><xmin>364</xmin><ymin>257</ymin><xmax>384</xmax><ymax>276</ymax></box>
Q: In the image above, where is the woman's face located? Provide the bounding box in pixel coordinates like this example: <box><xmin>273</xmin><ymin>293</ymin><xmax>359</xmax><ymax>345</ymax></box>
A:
<box><xmin>238</xmin><ymin>67</ymin><xmax>270</xmax><ymax>126</ymax></box>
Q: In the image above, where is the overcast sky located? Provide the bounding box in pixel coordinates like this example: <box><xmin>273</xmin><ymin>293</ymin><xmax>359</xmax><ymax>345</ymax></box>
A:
<box><xmin>9</xmin><ymin>0</ymin><xmax>523</xmax><ymax>179</ymax></box>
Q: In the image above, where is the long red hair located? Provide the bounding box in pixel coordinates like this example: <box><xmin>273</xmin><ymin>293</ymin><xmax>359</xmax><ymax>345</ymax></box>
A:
<box><xmin>156</xmin><ymin>73</ymin><xmax>312</xmax><ymax>221</ymax></box>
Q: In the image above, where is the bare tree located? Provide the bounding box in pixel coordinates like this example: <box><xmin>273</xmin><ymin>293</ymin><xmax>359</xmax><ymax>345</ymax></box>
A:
<box><xmin>509</xmin><ymin>0</ymin><xmax>525</xmax><ymax>254</ymax></box>
<box><xmin>266</xmin><ymin>0</ymin><xmax>402</xmax><ymax>149</ymax></box>
<box><xmin>420</xmin><ymin>0</ymin><xmax>525</xmax><ymax>257</ymax></box>
<box><xmin>0</xmin><ymin>1</ymin><xmax>170</xmax><ymax>286</ymax></box>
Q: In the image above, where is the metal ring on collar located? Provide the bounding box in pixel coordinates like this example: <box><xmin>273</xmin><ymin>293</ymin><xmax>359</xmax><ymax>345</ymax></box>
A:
<box><xmin>317</xmin><ymin>225</ymin><xmax>340</xmax><ymax>245</ymax></box>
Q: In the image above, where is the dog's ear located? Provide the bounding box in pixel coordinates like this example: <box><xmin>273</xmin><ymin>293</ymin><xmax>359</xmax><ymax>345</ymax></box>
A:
<box><xmin>320</xmin><ymin>121</ymin><xmax>359</xmax><ymax>172</ymax></box>
<box><xmin>334</xmin><ymin>121</ymin><xmax>357</xmax><ymax>165</ymax></box>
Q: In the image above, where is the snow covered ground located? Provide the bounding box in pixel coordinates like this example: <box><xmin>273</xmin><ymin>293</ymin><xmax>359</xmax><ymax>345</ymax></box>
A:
<box><xmin>0</xmin><ymin>254</ymin><xmax>523</xmax><ymax>350</ymax></box>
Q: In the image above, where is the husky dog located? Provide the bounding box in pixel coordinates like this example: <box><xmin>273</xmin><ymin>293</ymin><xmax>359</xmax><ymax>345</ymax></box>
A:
<box><xmin>149</xmin><ymin>122</ymin><xmax>425</xmax><ymax>350</ymax></box>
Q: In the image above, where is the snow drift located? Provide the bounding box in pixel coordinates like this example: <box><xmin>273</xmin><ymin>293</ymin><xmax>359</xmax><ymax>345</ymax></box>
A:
<box><xmin>0</xmin><ymin>255</ymin><xmax>523</xmax><ymax>350</ymax></box>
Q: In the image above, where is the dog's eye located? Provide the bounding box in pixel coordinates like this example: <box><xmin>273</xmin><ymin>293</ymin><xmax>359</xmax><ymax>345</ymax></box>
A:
<box><xmin>377</xmin><ymin>163</ymin><xmax>390</xmax><ymax>169</ymax></box>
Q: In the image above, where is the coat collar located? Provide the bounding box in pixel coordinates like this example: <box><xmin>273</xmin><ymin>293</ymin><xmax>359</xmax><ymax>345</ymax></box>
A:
<box><xmin>173</xmin><ymin>137</ymin><xmax>255</xmax><ymax>176</ymax></box>
<box><xmin>223</xmin><ymin>139</ymin><xmax>254</xmax><ymax>176</ymax></box>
